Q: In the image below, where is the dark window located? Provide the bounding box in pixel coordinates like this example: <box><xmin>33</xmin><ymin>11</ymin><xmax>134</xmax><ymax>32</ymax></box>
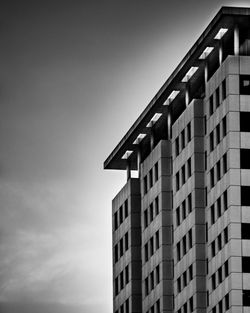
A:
<box><xmin>225</xmin><ymin>260</ymin><xmax>229</xmax><ymax>277</ymax></box>
<box><xmin>150</xmin><ymin>203</ymin><xmax>154</xmax><ymax>222</ymax></box>
<box><xmin>218</xmin><ymin>234</ymin><xmax>222</xmax><ymax>250</ymax></box>
<box><xmin>120</xmin><ymin>239</ymin><xmax>123</xmax><ymax>257</ymax></box>
<box><xmin>150</xmin><ymin>271</ymin><xmax>154</xmax><ymax>290</ymax></box>
<box><xmin>240</xmin><ymin>112</ymin><xmax>250</xmax><ymax>132</ymax></box>
<box><xmin>223</xmin><ymin>153</ymin><xmax>227</xmax><ymax>175</ymax></box>
<box><xmin>115</xmin><ymin>277</ymin><xmax>119</xmax><ymax>295</ymax></box>
<box><xmin>217</xmin><ymin>197</ymin><xmax>221</xmax><ymax>218</ymax></box>
<box><xmin>216</xmin><ymin>87</ymin><xmax>220</xmax><ymax>108</ymax></box>
<box><xmin>218</xmin><ymin>300</ymin><xmax>223</xmax><ymax>313</ymax></box>
<box><xmin>212</xmin><ymin>307</ymin><xmax>216</xmax><ymax>313</ymax></box>
<box><xmin>124</xmin><ymin>200</ymin><xmax>128</xmax><ymax>218</ymax></box>
<box><xmin>241</xmin><ymin>186</ymin><xmax>250</xmax><ymax>206</ymax></box>
<box><xmin>217</xmin><ymin>161</ymin><xmax>221</xmax><ymax>181</ymax></box>
<box><xmin>216</xmin><ymin>124</ymin><xmax>220</xmax><ymax>144</ymax></box>
<box><xmin>211</xmin><ymin>241</ymin><xmax>216</xmax><ymax>257</ymax></box>
<box><xmin>183</xmin><ymin>303</ymin><xmax>187</xmax><ymax>313</ymax></box>
<box><xmin>156</xmin><ymin>231</ymin><xmax>160</xmax><ymax>250</ymax></box>
<box><xmin>188</xmin><ymin>193</ymin><xmax>192</xmax><ymax>213</ymax></box>
<box><xmin>206</xmin><ymin>222</ymin><xmax>208</xmax><ymax>243</ymax></box>
<box><xmin>183</xmin><ymin>235</ymin><xmax>187</xmax><ymax>255</ymax></box>
<box><xmin>189</xmin><ymin>265</ymin><xmax>193</xmax><ymax>280</ymax></box>
<box><xmin>155</xmin><ymin>197</ymin><xmax>159</xmax><ymax>215</ymax></box>
<box><xmin>207</xmin><ymin>291</ymin><xmax>209</xmax><ymax>306</ymax></box>
<box><xmin>243</xmin><ymin>290</ymin><xmax>250</xmax><ymax>306</ymax></box>
<box><xmin>222</xmin><ymin>116</ymin><xmax>227</xmax><ymax>137</ymax></box>
<box><xmin>144</xmin><ymin>210</ymin><xmax>148</xmax><ymax>228</ymax></box>
<box><xmin>212</xmin><ymin>273</ymin><xmax>216</xmax><ymax>290</ymax></box>
<box><xmin>119</xmin><ymin>206</ymin><xmax>123</xmax><ymax>224</ymax></box>
<box><xmin>177</xmin><ymin>242</ymin><xmax>181</xmax><ymax>261</ymax></box>
<box><xmin>183</xmin><ymin>271</ymin><xmax>187</xmax><ymax>287</ymax></box>
<box><xmin>176</xmin><ymin>137</ymin><xmax>180</xmax><ymax>156</ymax></box>
<box><xmin>189</xmin><ymin>296</ymin><xmax>194</xmax><ymax>312</ymax></box>
<box><xmin>242</xmin><ymin>257</ymin><xmax>250</xmax><ymax>273</ymax></box>
<box><xmin>240</xmin><ymin>75</ymin><xmax>250</xmax><ymax>95</ymax></box>
<box><xmin>176</xmin><ymin>172</ymin><xmax>180</xmax><ymax>191</ymax></box>
<box><xmin>125</xmin><ymin>299</ymin><xmax>129</xmax><ymax>313</ymax></box>
<box><xmin>115</xmin><ymin>244</ymin><xmax>119</xmax><ymax>263</ymax></box>
<box><xmin>218</xmin><ymin>266</ymin><xmax>223</xmax><ymax>283</ymax></box>
<box><xmin>209</xmin><ymin>95</ymin><xmax>214</xmax><ymax>115</ymax></box>
<box><xmin>145</xmin><ymin>243</ymin><xmax>148</xmax><ymax>262</ymax></box>
<box><xmin>156</xmin><ymin>265</ymin><xmax>160</xmax><ymax>284</ymax></box>
<box><xmin>242</xmin><ymin>223</ymin><xmax>250</xmax><ymax>239</ymax></box>
<box><xmin>222</xmin><ymin>79</ymin><xmax>226</xmax><ymax>100</ymax></box>
<box><xmin>225</xmin><ymin>293</ymin><xmax>229</xmax><ymax>310</ymax></box>
<box><xmin>144</xmin><ymin>176</ymin><xmax>148</xmax><ymax>195</ymax></box>
<box><xmin>205</xmin><ymin>151</ymin><xmax>207</xmax><ymax>170</ymax></box>
<box><xmin>188</xmin><ymin>229</ymin><xmax>193</xmax><ymax>248</ymax></box>
<box><xmin>121</xmin><ymin>304</ymin><xmax>124</xmax><ymax>313</ymax></box>
<box><xmin>150</xmin><ymin>237</ymin><xmax>154</xmax><ymax>256</ymax></box>
<box><xmin>187</xmin><ymin>122</ymin><xmax>191</xmax><ymax>142</ymax></box>
<box><xmin>151</xmin><ymin>306</ymin><xmax>155</xmax><ymax>313</ymax></box>
<box><xmin>241</xmin><ymin>149</ymin><xmax>250</xmax><ymax>169</ymax></box>
<box><xmin>210</xmin><ymin>132</ymin><xmax>214</xmax><ymax>151</ymax></box>
<box><xmin>181</xmin><ymin>165</ymin><xmax>186</xmax><ymax>185</ymax></box>
<box><xmin>224</xmin><ymin>227</ymin><xmax>228</xmax><ymax>244</ymax></box>
<box><xmin>204</xmin><ymin>116</ymin><xmax>207</xmax><ymax>135</ymax></box>
<box><xmin>145</xmin><ymin>277</ymin><xmax>149</xmax><ymax>295</ymax></box>
<box><xmin>210</xmin><ymin>168</ymin><xmax>215</xmax><ymax>188</ymax></box>
<box><xmin>223</xmin><ymin>191</ymin><xmax>228</xmax><ymax>211</ymax></box>
<box><xmin>114</xmin><ymin>212</ymin><xmax>118</xmax><ymax>230</ymax></box>
<box><xmin>187</xmin><ymin>158</ymin><xmax>192</xmax><ymax>178</ymax></box>
<box><xmin>182</xmin><ymin>201</ymin><xmax>186</xmax><ymax>220</ymax></box>
<box><xmin>120</xmin><ymin>272</ymin><xmax>124</xmax><ymax>290</ymax></box>
<box><xmin>125</xmin><ymin>265</ymin><xmax>129</xmax><ymax>284</ymax></box>
<box><xmin>149</xmin><ymin>169</ymin><xmax>153</xmax><ymax>188</ymax></box>
<box><xmin>176</xmin><ymin>207</ymin><xmax>180</xmax><ymax>226</ymax></box>
<box><xmin>177</xmin><ymin>277</ymin><xmax>181</xmax><ymax>292</ymax></box>
<box><xmin>156</xmin><ymin>300</ymin><xmax>160</xmax><ymax>313</ymax></box>
<box><xmin>181</xmin><ymin>130</ymin><xmax>185</xmax><ymax>149</ymax></box>
<box><xmin>154</xmin><ymin>162</ymin><xmax>159</xmax><ymax>182</ymax></box>
<box><xmin>211</xmin><ymin>204</ymin><xmax>215</xmax><ymax>224</ymax></box>
<box><xmin>125</xmin><ymin>233</ymin><xmax>129</xmax><ymax>251</ymax></box>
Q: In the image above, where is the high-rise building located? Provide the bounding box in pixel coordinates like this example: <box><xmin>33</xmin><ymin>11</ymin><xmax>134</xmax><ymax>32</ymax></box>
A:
<box><xmin>104</xmin><ymin>6</ymin><xmax>250</xmax><ymax>313</ymax></box>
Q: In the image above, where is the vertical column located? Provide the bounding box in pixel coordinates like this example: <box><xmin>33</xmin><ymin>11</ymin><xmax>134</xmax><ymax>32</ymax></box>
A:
<box><xmin>234</xmin><ymin>24</ymin><xmax>239</xmax><ymax>56</ymax></box>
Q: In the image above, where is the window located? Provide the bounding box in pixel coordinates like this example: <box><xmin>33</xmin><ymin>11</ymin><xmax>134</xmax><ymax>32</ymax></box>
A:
<box><xmin>150</xmin><ymin>271</ymin><xmax>154</xmax><ymax>290</ymax></box>
<box><xmin>182</xmin><ymin>201</ymin><xmax>186</xmax><ymax>220</ymax></box>
<box><xmin>156</xmin><ymin>231</ymin><xmax>160</xmax><ymax>250</ymax></box>
<box><xmin>183</xmin><ymin>235</ymin><xmax>187</xmax><ymax>255</ymax></box>
<box><xmin>156</xmin><ymin>265</ymin><xmax>160</xmax><ymax>284</ymax></box>
<box><xmin>176</xmin><ymin>172</ymin><xmax>180</xmax><ymax>191</ymax></box>
<box><xmin>216</xmin><ymin>87</ymin><xmax>220</xmax><ymax>107</ymax></box>
<box><xmin>206</xmin><ymin>223</ymin><xmax>208</xmax><ymax>243</ymax></box>
<box><xmin>125</xmin><ymin>233</ymin><xmax>129</xmax><ymax>251</ymax></box>
<box><xmin>223</xmin><ymin>191</ymin><xmax>228</xmax><ymax>211</ymax></box>
<box><xmin>124</xmin><ymin>200</ymin><xmax>128</xmax><ymax>218</ymax></box>
<box><xmin>218</xmin><ymin>234</ymin><xmax>222</xmax><ymax>250</ymax></box>
<box><xmin>176</xmin><ymin>207</ymin><xmax>180</xmax><ymax>226</ymax></box>
<box><xmin>150</xmin><ymin>203</ymin><xmax>154</xmax><ymax>222</ymax></box>
<box><xmin>217</xmin><ymin>197</ymin><xmax>221</xmax><ymax>218</ymax></box>
<box><xmin>115</xmin><ymin>277</ymin><xmax>119</xmax><ymax>295</ymax></box>
<box><xmin>176</xmin><ymin>137</ymin><xmax>180</xmax><ymax>156</ymax></box>
<box><xmin>242</xmin><ymin>223</ymin><xmax>250</xmax><ymax>239</ymax></box>
<box><xmin>240</xmin><ymin>112</ymin><xmax>250</xmax><ymax>132</ymax></box>
<box><xmin>210</xmin><ymin>168</ymin><xmax>215</xmax><ymax>188</ymax></box>
<box><xmin>149</xmin><ymin>169</ymin><xmax>153</xmax><ymax>188</ymax></box>
<box><xmin>207</xmin><ymin>291</ymin><xmax>209</xmax><ymax>306</ymax></box>
<box><xmin>150</xmin><ymin>237</ymin><xmax>154</xmax><ymax>256</ymax></box>
<box><xmin>218</xmin><ymin>300</ymin><xmax>223</xmax><ymax>313</ymax></box>
<box><xmin>209</xmin><ymin>95</ymin><xmax>214</xmax><ymax>115</ymax></box>
<box><xmin>114</xmin><ymin>212</ymin><xmax>118</xmax><ymax>230</ymax></box>
<box><xmin>212</xmin><ymin>307</ymin><xmax>216</xmax><ymax>313</ymax></box>
<box><xmin>222</xmin><ymin>116</ymin><xmax>227</xmax><ymax>137</ymax></box>
<box><xmin>188</xmin><ymin>193</ymin><xmax>192</xmax><ymax>213</ymax></box>
<box><xmin>218</xmin><ymin>266</ymin><xmax>222</xmax><ymax>283</ymax></box>
<box><xmin>145</xmin><ymin>243</ymin><xmax>148</xmax><ymax>262</ymax></box>
<box><xmin>243</xmin><ymin>290</ymin><xmax>250</xmax><ymax>306</ymax></box>
<box><xmin>120</xmin><ymin>272</ymin><xmax>124</xmax><ymax>290</ymax></box>
<box><xmin>216</xmin><ymin>124</ymin><xmax>220</xmax><ymax>144</ymax></box>
<box><xmin>240</xmin><ymin>75</ymin><xmax>250</xmax><ymax>95</ymax></box>
<box><xmin>212</xmin><ymin>273</ymin><xmax>216</xmax><ymax>290</ymax></box>
<box><xmin>181</xmin><ymin>165</ymin><xmax>186</xmax><ymax>185</ymax></box>
<box><xmin>216</xmin><ymin>161</ymin><xmax>221</xmax><ymax>181</ymax></box>
<box><xmin>125</xmin><ymin>265</ymin><xmax>129</xmax><ymax>284</ymax></box>
<box><xmin>183</xmin><ymin>303</ymin><xmax>187</xmax><ymax>313</ymax></box>
<box><xmin>181</xmin><ymin>130</ymin><xmax>185</xmax><ymax>149</ymax></box>
<box><xmin>225</xmin><ymin>293</ymin><xmax>229</xmax><ymax>310</ymax></box>
<box><xmin>155</xmin><ymin>197</ymin><xmax>159</xmax><ymax>215</ymax></box>
<box><xmin>187</xmin><ymin>122</ymin><xmax>191</xmax><ymax>142</ymax></box>
<box><xmin>156</xmin><ymin>300</ymin><xmax>160</xmax><ymax>313</ymax></box>
<box><xmin>120</xmin><ymin>239</ymin><xmax>123</xmax><ymax>257</ymax></box>
<box><xmin>211</xmin><ymin>204</ymin><xmax>215</xmax><ymax>224</ymax></box>
<box><xmin>211</xmin><ymin>241</ymin><xmax>216</xmax><ymax>257</ymax></box>
<box><xmin>121</xmin><ymin>304</ymin><xmax>124</xmax><ymax>313</ymax></box>
<box><xmin>241</xmin><ymin>149</ymin><xmax>250</xmax><ymax>169</ymax></box>
<box><xmin>242</xmin><ymin>257</ymin><xmax>250</xmax><ymax>273</ymax></box>
<box><xmin>187</xmin><ymin>158</ymin><xmax>192</xmax><ymax>178</ymax></box>
<box><xmin>115</xmin><ymin>244</ymin><xmax>119</xmax><ymax>263</ymax></box>
<box><xmin>224</xmin><ymin>227</ymin><xmax>228</xmax><ymax>244</ymax></box>
<box><xmin>144</xmin><ymin>176</ymin><xmax>148</xmax><ymax>195</ymax></box>
<box><xmin>189</xmin><ymin>265</ymin><xmax>193</xmax><ymax>280</ymax></box>
<box><xmin>144</xmin><ymin>210</ymin><xmax>148</xmax><ymax>228</ymax></box>
<box><xmin>222</xmin><ymin>79</ymin><xmax>226</xmax><ymax>100</ymax></box>
<box><xmin>183</xmin><ymin>271</ymin><xmax>187</xmax><ymax>287</ymax></box>
<box><xmin>210</xmin><ymin>132</ymin><xmax>214</xmax><ymax>151</ymax></box>
<box><xmin>145</xmin><ymin>277</ymin><xmax>149</xmax><ymax>295</ymax></box>
<box><xmin>119</xmin><ymin>206</ymin><xmax>123</xmax><ymax>224</ymax></box>
<box><xmin>204</xmin><ymin>116</ymin><xmax>207</xmax><ymax>135</ymax></box>
<box><xmin>223</xmin><ymin>153</ymin><xmax>227</xmax><ymax>174</ymax></box>
<box><xmin>125</xmin><ymin>299</ymin><xmax>129</xmax><ymax>313</ymax></box>
<box><xmin>188</xmin><ymin>229</ymin><xmax>193</xmax><ymax>248</ymax></box>
<box><xmin>154</xmin><ymin>162</ymin><xmax>159</xmax><ymax>182</ymax></box>
<box><xmin>177</xmin><ymin>277</ymin><xmax>181</xmax><ymax>292</ymax></box>
<box><xmin>205</xmin><ymin>151</ymin><xmax>207</xmax><ymax>171</ymax></box>
<box><xmin>189</xmin><ymin>297</ymin><xmax>194</xmax><ymax>312</ymax></box>
<box><xmin>241</xmin><ymin>186</ymin><xmax>250</xmax><ymax>206</ymax></box>
<box><xmin>225</xmin><ymin>260</ymin><xmax>229</xmax><ymax>277</ymax></box>
<box><xmin>177</xmin><ymin>242</ymin><xmax>181</xmax><ymax>261</ymax></box>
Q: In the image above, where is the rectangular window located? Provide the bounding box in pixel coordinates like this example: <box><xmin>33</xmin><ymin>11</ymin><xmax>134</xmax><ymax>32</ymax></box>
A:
<box><xmin>181</xmin><ymin>165</ymin><xmax>186</xmax><ymax>185</ymax></box>
<box><xmin>187</xmin><ymin>158</ymin><xmax>192</xmax><ymax>178</ymax></box>
<box><xmin>177</xmin><ymin>242</ymin><xmax>181</xmax><ymax>261</ymax></box>
<box><xmin>120</xmin><ymin>239</ymin><xmax>123</xmax><ymax>257</ymax></box>
<box><xmin>154</xmin><ymin>162</ymin><xmax>159</xmax><ymax>182</ymax></box>
<box><xmin>222</xmin><ymin>116</ymin><xmax>227</xmax><ymax>137</ymax></box>
<box><xmin>218</xmin><ymin>266</ymin><xmax>223</xmax><ymax>283</ymax></box>
<box><xmin>189</xmin><ymin>296</ymin><xmax>194</xmax><ymax>312</ymax></box>
<box><xmin>222</xmin><ymin>79</ymin><xmax>226</xmax><ymax>100</ymax></box>
<box><xmin>188</xmin><ymin>229</ymin><xmax>193</xmax><ymax>248</ymax></box>
<box><xmin>189</xmin><ymin>265</ymin><xmax>193</xmax><ymax>280</ymax></box>
<box><xmin>240</xmin><ymin>75</ymin><xmax>250</xmax><ymax>95</ymax></box>
<box><xmin>145</xmin><ymin>243</ymin><xmax>148</xmax><ymax>262</ymax></box>
<box><xmin>144</xmin><ymin>176</ymin><xmax>148</xmax><ymax>195</ymax></box>
<box><xmin>183</xmin><ymin>303</ymin><xmax>187</xmax><ymax>313</ymax></box>
<box><xmin>212</xmin><ymin>273</ymin><xmax>216</xmax><ymax>290</ymax></box>
<box><xmin>188</xmin><ymin>193</ymin><xmax>192</xmax><ymax>213</ymax></box>
<box><xmin>176</xmin><ymin>207</ymin><xmax>180</xmax><ymax>226</ymax></box>
<box><xmin>183</xmin><ymin>235</ymin><xmax>187</xmax><ymax>255</ymax></box>
<box><xmin>211</xmin><ymin>241</ymin><xmax>216</xmax><ymax>257</ymax></box>
<box><xmin>225</xmin><ymin>260</ymin><xmax>229</xmax><ymax>277</ymax></box>
<box><xmin>187</xmin><ymin>122</ymin><xmax>191</xmax><ymax>142</ymax></box>
<box><xmin>155</xmin><ymin>197</ymin><xmax>159</xmax><ymax>215</ymax></box>
<box><xmin>149</xmin><ymin>169</ymin><xmax>153</xmax><ymax>188</ymax></box>
<box><xmin>217</xmin><ymin>161</ymin><xmax>221</xmax><ymax>181</ymax></box>
<box><xmin>204</xmin><ymin>116</ymin><xmax>207</xmax><ymax>135</ymax></box>
<box><xmin>176</xmin><ymin>172</ymin><xmax>180</xmax><ymax>191</ymax></box>
<box><xmin>216</xmin><ymin>87</ymin><xmax>220</xmax><ymax>108</ymax></box>
<box><xmin>211</xmin><ymin>204</ymin><xmax>215</xmax><ymax>224</ymax></box>
<box><xmin>115</xmin><ymin>277</ymin><xmax>119</xmax><ymax>295</ymax></box>
<box><xmin>242</xmin><ymin>223</ymin><xmax>250</xmax><ymax>239</ymax></box>
<box><xmin>150</xmin><ymin>271</ymin><xmax>154</xmax><ymax>290</ymax></box>
<box><xmin>176</xmin><ymin>137</ymin><xmax>180</xmax><ymax>156</ymax></box>
<box><xmin>210</xmin><ymin>132</ymin><xmax>214</xmax><ymax>151</ymax></box>
<box><xmin>210</xmin><ymin>168</ymin><xmax>215</xmax><ymax>188</ymax></box>
<box><xmin>156</xmin><ymin>300</ymin><xmax>160</xmax><ymax>313</ymax></box>
<box><xmin>156</xmin><ymin>265</ymin><xmax>160</xmax><ymax>284</ymax></box>
<box><xmin>225</xmin><ymin>293</ymin><xmax>229</xmax><ymax>310</ymax></box>
<box><xmin>124</xmin><ymin>200</ymin><xmax>128</xmax><ymax>218</ymax></box>
<box><xmin>240</xmin><ymin>112</ymin><xmax>250</xmax><ymax>132</ymax></box>
<box><xmin>125</xmin><ymin>299</ymin><xmax>129</xmax><ymax>313</ymax></box>
<box><xmin>242</xmin><ymin>257</ymin><xmax>250</xmax><ymax>273</ymax></box>
<box><xmin>155</xmin><ymin>231</ymin><xmax>160</xmax><ymax>250</ymax></box>
<box><xmin>150</xmin><ymin>203</ymin><xmax>154</xmax><ymax>222</ymax></box>
<box><xmin>144</xmin><ymin>209</ymin><xmax>148</xmax><ymax>229</ymax></box>
<box><xmin>206</xmin><ymin>222</ymin><xmax>208</xmax><ymax>243</ymax></box>
<box><xmin>216</xmin><ymin>124</ymin><xmax>220</xmax><ymax>144</ymax></box>
<box><xmin>181</xmin><ymin>130</ymin><xmax>185</xmax><ymax>149</ymax></box>
<box><xmin>182</xmin><ymin>201</ymin><xmax>186</xmax><ymax>220</ymax></box>
<box><xmin>205</xmin><ymin>151</ymin><xmax>207</xmax><ymax>171</ymax></box>
<box><xmin>119</xmin><ymin>206</ymin><xmax>123</xmax><ymax>224</ymax></box>
<box><xmin>217</xmin><ymin>197</ymin><xmax>221</xmax><ymax>218</ymax></box>
<box><xmin>241</xmin><ymin>186</ymin><xmax>250</xmax><ymax>206</ymax></box>
<box><xmin>125</xmin><ymin>265</ymin><xmax>129</xmax><ymax>284</ymax></box>
<box><xmin>212</xmin><ymin>307</ymin><xmax>216</xmax><ymax>313</ymax></box>
<box><xmin>218</xmin><ymin>234</ymin><xmax>222</xmax><ymax>250</ymax></box>
<box><xmin>145</xmin><ymin>277</ymin><xmax>149</xmax><ymax>295</ymax></box>
<box><xmin>120</xmin><ymin>272</ymin><xmax>124</xmax><ymax>290</ymax></box>
<box><xmin>183</xmin><ymin>271</ymin><xmax>187</xmax><ymax>287</ymax></box>
<box><xmin>150</xmin><ymin>237</ymin><xmax>154</xmax><ymax>256</ymax></box>
<box><xmin>223</xmin><ymin>191</ymin><xmax>228</xmax><ymax>211</ymax></box>
<box><xmin>177</xmin><ymin>277</ymin><xmax>181</xmax><ymax>292</ymax></box>
<box><xmin>243</xmin><ymin>290</ymin><xmax>250</xmax><ymax>306</ymax></box>
<box><xmin>241</xmin><ymin>149</ymin><xmax>250</xmax><ymax>169</ymax></box>
<box><xmin>115</xmin><ymin>244</ymin><xmax>119</xmax><ymax>263</ymax></box>
<box><xmin>218</xmin><ymin>300</ymin><xmax>223</xmax><ymax>313</ymax></box>
<box><xmin>125</xmin><ymin>233</ymin><xmax>129</xmax><ymax>251</ymax></box>
<box><xmin>209</xmin><ymin>95</ymin><xmax>214</xmax><ymax>115</ymax></box>
<box><xmin>224</xmin><ymin>227</ymin><xmax>228</xmax><ymax>244</ymax></box>
<box><xmin>223</xmin><ymin>153</ymin><xmax>227</xmax><ymax>175</ymax></box>
<box><xmin>114</xmin><ymin>212</ymin><xmax>118</xmax><ymax>230</ymax></box>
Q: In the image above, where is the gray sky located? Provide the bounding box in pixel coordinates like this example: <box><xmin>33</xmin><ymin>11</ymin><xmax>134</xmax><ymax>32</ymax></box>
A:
<box><xmin>0</xmin><ymin>1</ymin><xmax>249</xmax><ymax>312</ymax></box>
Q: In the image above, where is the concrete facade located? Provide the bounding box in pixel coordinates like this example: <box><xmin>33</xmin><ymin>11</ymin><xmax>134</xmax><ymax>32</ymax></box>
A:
<box><xmin>105</xmin><ymin>7</ymin><xmax>250</xmax><ymax>313</ymax></box>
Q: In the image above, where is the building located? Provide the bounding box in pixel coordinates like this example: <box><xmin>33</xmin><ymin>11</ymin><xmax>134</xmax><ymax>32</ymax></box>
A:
<box><xmin>104</xmin><ymin>6</ymin><xmax>250</xmax><ymax>313</ymax></box>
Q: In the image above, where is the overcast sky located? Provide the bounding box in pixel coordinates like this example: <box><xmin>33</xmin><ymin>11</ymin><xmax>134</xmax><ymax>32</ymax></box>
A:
<box><xmin>0</xmin><ymin>1</ymin><xmax>249</xmax><ymax>313</ymax></box>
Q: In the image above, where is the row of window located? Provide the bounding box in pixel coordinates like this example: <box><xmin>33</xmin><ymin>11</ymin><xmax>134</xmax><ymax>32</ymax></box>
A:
<box><xmin>176</xmin><ymin>229</ymin><xmax>193</xmax><ymax>262</ymax></box>
<box><xmin>211</xmin><ymin>227</ymin><xmax>228</xmax><ymax>258</ymax></box>
<box><xmin>177</xmin><ymin>264</ymin><xmax>193</xmax><ymax>292</ymax></box>
<box><xmin>176</xmin><ymin>157</ymin><xmax>192</xmax><ymax>191</ymax></box>
<box><xmin>210</xmin><ymin>191</ymin><xmax>228</xmax><ymax>225</ymax></box>
<box><xmin>144</xmin><ymin>231</ymin><xmax>160</xmax><ymax>262</ymax></box>
<box><xmin>211</xmin><ymin>293</ymin><xmax>229</xmax><ymax>313</ymax></box>
<box><xmin>209</xmin><ymin>117</ymin><xmax>227</xmax><ymax>152</ymax></box>
<box><xmin>144</xmin><ymin>162</ymin><xmax>159</xmax><ymax>195</ymax></box>
<box><xmin>210</xmin><ymin>153</ymin><xmax>227</xmax><ymax>188</ymax></box>
<box><xmin>176</xmin><ymin>193</ymin><xmax>192</xmax><ymax>226</ymax></box>
<box><xmin>146</xmin><ymin>299</ymin><xmax>160</xmax><ymax>313</ymax></box>
<box><xmin>177</xmin><ymin>296</ymin><xmax>194</xmax><ymax>313</ymax></box>
<box><xmin>211</xmin><ymin>260</ymin><xmax>229</xmax><ymax>290</ymax></box>
<box><xmin>145</xmin><ymin>265</ymin><xmax>160</xmax><ymax>296</ymax></box>
<box><xmin>114</xmin><ymin>233</ymin><xmax>129</xmax><ymax>263</ymax></box>
<box><xmin>175</xmin><ymin>122</ymin><xmax>192</xmax><ymax>157</ymax></box>
<box><xmin>209</xmin><ymin>79</ymin><xmax>226</xmax><ymax>116</ymax></box>
<box><xmin>144</xmin><ymin>196</ymin><xmax>159</xmax><ymax>229</ymax></box>
<box><xmin>115</xmin><ymin>265</ymin><xmax>129</xmax><ymax>295</ymax></box>
<box><xmin>115</xmin><ymin>299</ymin><xmax>129</xmax><ymax>313</ymax></box>
<box><xmin>114</xmin><ymin>199</ymin><xmax>128</xmax><ymax>230</ymax></box>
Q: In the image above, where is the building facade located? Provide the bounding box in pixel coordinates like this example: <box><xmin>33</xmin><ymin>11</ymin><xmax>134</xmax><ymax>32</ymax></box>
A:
<box><xmin>104</xmin><ymin>7</ymin><xmax>250</xmax><ymax>313</ymax></box>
